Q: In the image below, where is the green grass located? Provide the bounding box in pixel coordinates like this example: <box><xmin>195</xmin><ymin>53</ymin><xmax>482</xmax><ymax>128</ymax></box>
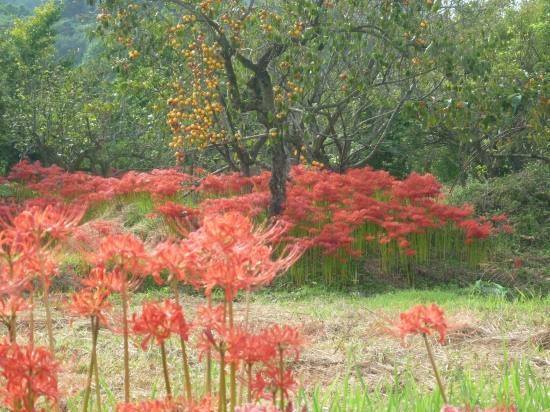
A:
<box><xmin>46</xmin><ymin>286</ymin><xmax>550</xmax><ymax>410</ymax></box>
<box><xmin>302</xmin><ymin>350</ymin><xmax>550</xmax><ymax>411</ymax></box>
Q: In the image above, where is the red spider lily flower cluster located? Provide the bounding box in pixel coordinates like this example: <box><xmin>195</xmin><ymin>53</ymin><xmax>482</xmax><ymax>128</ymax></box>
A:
<box><xmin>251</xmin><ymin>368</ymin><xmax>297</xmax><ymax>402</ymax></box>
<box><xmin>8</xmin><ymin>160</ymin><xmax>196</xmax><ymax>206</ymax></box>
<box><xmin>149</xmin><ymin>241</ymin><xmax>191</xmax><ymax>284</ymax></box>
<box><xmin>195</xmin><ymin>321</ymin><xmax>302</xmax><ymax>403</ymax></box>
<box><xmin>79</xmin><ymin>267</ymin><xmax>124</xmax><ymax>294</ymax></box>
<box><xmin>93</xmin><ymin>233</ymin><xmax>150</xmax><ymax>275</ymax></box>
<box><xmin>0</xmin><ymin>339</ymin><xmax>60</xmax><ymax>411</ymax></box>
<box><xmin>0</xmin><ymin>204</ymin><xmax>85</xmax><ymax>293</ymax></box>
<box><xmin>182</xmin><ymin>211</ymin><xmax>302</xmax><ymax>300</ymax></box>
<box><xmin>192</xmin><ymin>167</ymin><xmax>510</xmax><ymax>276</ymax></box>
<box><xmin>65</xmin><ymin>289</ymin><xmax>112</xmax><ymax>326</ymax></box>
<box><xmin>0</xmin><ymin>295</ymin><xmax>30</xmax><ymax>330</ymax></box>
<box><xmin>131</xmin><ymin>299</ymin><xmax>191</xmax><ymax>349</ymax></box>
<box><xmin>386</xmin><ymin>303</ymin><xmax>450</xmax><ymax>347</ymax></box>
<box><xmin>10</xmin><ymin>205</ymin><xmax>84</xmax><ymax>243</ymax></box>
<box><xmin>5</xmin><ymin>160</ymin><xmax>512</xmax><ymax>282</ymax></box>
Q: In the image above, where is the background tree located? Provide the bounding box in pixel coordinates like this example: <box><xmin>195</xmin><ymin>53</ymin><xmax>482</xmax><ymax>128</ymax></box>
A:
<box><xmin>411</xmin><ymin>0</ymin><xmax>550</xmax><ymax>185</ymax></box>
<box><xmin>1</xmin><ymin>1</ymin><xmax>175</xmax><ymax>175</ymax></box>
<box><xmin>4</xmin><ymin>0</ymin><xmax>550</xmax><ymax>201</ymax></box>
<box><xmin>93</xmin><ymin>0</ymin><xmax>503</xmax><ymax>216</ymax></box>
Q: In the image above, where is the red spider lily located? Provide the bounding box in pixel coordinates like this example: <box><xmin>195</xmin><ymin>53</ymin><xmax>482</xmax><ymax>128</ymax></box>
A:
<box><xmin>183</xmin><ymin>212</ymin><xmax>302</xmax><ymax>300</ymax></box>
<box><xmin>0</xmin><ymin>295</ymin><xmax>30</xmax><ymax>329</ymax></box>
<box><xmin>200</xmin><ymin>172</ymin><xmax>253</xmax><ymax>196</ymax></box>
<box><xmin>250</xmin><ymin>366</ymin><xmax>297</xmax><ymax>402</ymax></box>
<box><xmin>18</xmin><ymin>253</ymin><xmax>58</xmax><ymax>289</ymax></box>
<box><xmin>0</xmin><ymin>340</ymin><xmax>60</xmax><ymax>411</ymax></box>
<box><xmin>0</xmin><ymin>207</ymin><xmax>75</xmax><ymax>293</ymax></box>
<box><xmin>262</xmin><ymin>325</ymin><xmax>303</xmax><ymax>362</ymax></box>
<box><xmin>197</xmin><ymin>324</ymin><xmax>242</xmax><ymax>364</ymax></box>
<box><xmin>0</xmin><ymin>230</ymin><xmax>32</xmax><ymax>266</ymax></box>
<box><xmin>93</xmin><ymin>234</ymin><xmax>150</xmax><ymax>404</ymax></box>
<box><xmin>65</xmin><ymin>289</ymin><xmax>112</xmax><ymax>326</ymax></box>
<box><xmin>194</xmin><ymin>304</ymin><xmax>225</xmax><ymax>328</ymax></box>
<box><xmin>131</xmin><ymin>299</ymin><xmax>191</xmax><ymax>350</ymax></box>
<box><xmin>93</xmin><ymin>233</ymin><xmax>150</xmax><ymax>273</ymax></box>
<box><xmin>0</xmin><ymin>230</ymin><xmax>35</xmax><ymax>294</ymax></box>
<box><xmin>10</xmin><ymin>205</ymin><xmax>85</xmax><ymax>244</ymax></box>
<box><xmin>392</xmin><ymin>172</ymin><xmax>442</xmax><ymax>202</ymax></box>
<box><xmin>149</xmin><ymin>242</ymin><xmax>190</xmax><ymax>284</ymax></box>
<box><xmin>386</xmin><ymin>303</ymin><xmax>451</xmax><ymax>347</ymax></box>
<box><xmin>155</xmin><ymin>201</ymin><xmax>200</xmax><ymax>221</ymax></box>
<box><xmin>238</xmin><ymin>333</ymin><xmax>278</xmax><ymax>366</ymax></box>
<box><xmin>0</xmin><ymin>261</ymin><xmax>32</xmax><ymax>295</ymax></box>
<box><xmin>79</xmin><ymin>267</ymin><xmax>125</xmax><ymax>294</ymax></box>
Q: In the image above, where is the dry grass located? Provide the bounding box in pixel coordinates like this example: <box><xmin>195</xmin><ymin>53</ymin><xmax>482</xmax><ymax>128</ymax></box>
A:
<box><xmin>14</xmin><ymin>289</ymin><xmax>550</xmax><ymax>408</ymax></box>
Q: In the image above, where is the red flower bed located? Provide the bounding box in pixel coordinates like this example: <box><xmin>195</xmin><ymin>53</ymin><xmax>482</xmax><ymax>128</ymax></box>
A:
<box><xmin>2</xmin><ymin>161</ymin><xmax>510</xmax><ymax>282</ymax></box>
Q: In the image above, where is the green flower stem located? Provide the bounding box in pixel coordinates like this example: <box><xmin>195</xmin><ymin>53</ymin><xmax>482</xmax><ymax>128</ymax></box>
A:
<box><xmin>121</xmin><ymin>277</ymin><xmax>130</xmax><ymax>403</ymax></box>
<box><xmin>83</xmin><ymin>317</ymin><xmax>100</xmax><ymax>412</ymax></box>
<box><xmin>39</xmin><ymin>255</ymin><xmax>59</xmax><ymax>412</ymax></box>
<box><xmin>279</xmin><ymin>350</ymin><xmax>285</xmax><ymax>412</ymax></box>
<box><xmin>228</xmin><ymin>299</ymin><xmax>236</xmax><ymax>411</ymax></box>
<box><xmin>206</xmin><ymin>295</ymin><xmax>213</xmax><ymax>395</ymax></box>
<box><xmin>171</xmin><ymin>276</ymin><xmax>192</xmax><ymax>399</ymax></box>
<box><xmin>422</xmin><ymin>332</ymin><xmax>448</xmax><ymax>405</ymax></box>
<box><xmin>94</xmin><ymin>333</ymin><xmax>102</xmax><ymax>412</ymax></box>
<box><xmin>160</xmin><ymin>341</ymin><xmax>172</xmax><ymax>397</ymax></box>
<box><xmin>27</xmin><ymin>379</ymin><xmax>33</xmax><ymax>412</ymax></box>
<box><xmin>247</xmin><ymin>363</ymin><xmax>253</xmax><ymax>404</ymax></box>
<box><xmin>219</xmin><ymin>350</ymin><xmax>227</xmax><ymax>412</ymax></box>
<box><xmin>237</xmin><ymin>290</ymin><xmax>251</xmax><ymax>406</ymax></box>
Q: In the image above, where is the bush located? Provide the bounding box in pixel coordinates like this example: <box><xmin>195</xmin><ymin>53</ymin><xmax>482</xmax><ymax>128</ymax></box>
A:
<box><xmin>449</xmin><ymin>163</ymin><xmax>550</xmax><ymax>251</ymax></box>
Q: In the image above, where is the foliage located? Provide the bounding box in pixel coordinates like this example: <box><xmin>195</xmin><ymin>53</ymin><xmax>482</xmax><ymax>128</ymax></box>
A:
<box><xmin>449</xmin><ymin>163</ymin><xmax>550</xmax><ymax>251</ymax></box>
<box><xmin>408</xmin><ymin>0</ymin><xmax>550</xmax><ymax>184</ymax></box>
<box><xmin>0</xmin><ymin>1</ymin><xmax>176</xmax><ymax>176</ymax></box>
<box><xmin>87</xmin><ymin>0</ymin><xmax>511</xmax><ymax>215</ymax></box>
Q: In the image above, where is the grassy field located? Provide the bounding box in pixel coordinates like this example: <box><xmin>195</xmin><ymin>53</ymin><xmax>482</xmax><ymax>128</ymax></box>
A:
<box><xmin>3</xmin><ymin>164</ymin><xmax>550</xmax><ymax>411</ymax></box>
<box><xmin>22</xmin><ymin>286</ymin><xmax>550</xmax><ymax>411</ymax></box>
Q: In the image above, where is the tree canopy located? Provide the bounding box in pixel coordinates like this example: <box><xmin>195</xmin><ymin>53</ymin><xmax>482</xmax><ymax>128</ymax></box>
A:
<box><xmin>1</xmin><ymin>0</ymin><xmax>550</xmax><ymax>213</ymax></box>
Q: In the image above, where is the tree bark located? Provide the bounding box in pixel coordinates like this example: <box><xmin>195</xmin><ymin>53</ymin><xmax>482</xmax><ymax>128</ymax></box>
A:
<box><xmin>269</xmin><ymin>136</ymin><xmax>287</xmax><ymax>217</ymax></box>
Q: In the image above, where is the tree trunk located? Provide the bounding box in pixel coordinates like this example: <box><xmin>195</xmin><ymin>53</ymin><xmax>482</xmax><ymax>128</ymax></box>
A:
<box><xmin>268</xmin><ymin>136</ymin><xmax>286</xmax><ymax>217</ymax></box>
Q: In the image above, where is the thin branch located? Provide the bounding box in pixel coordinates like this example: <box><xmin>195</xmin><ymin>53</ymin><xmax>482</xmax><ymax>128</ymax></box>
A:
<box><xmin>490</xmin><ymin>153</ymin><xmax>550</xmax><ymax>164</ymax></box>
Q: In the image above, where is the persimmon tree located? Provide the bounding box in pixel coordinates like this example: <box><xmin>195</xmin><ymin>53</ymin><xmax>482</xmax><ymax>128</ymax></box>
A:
<box><xmin>92</xmin><ymin>0</ymin><xmax>503</xmax><ymax>215</ymax></box>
